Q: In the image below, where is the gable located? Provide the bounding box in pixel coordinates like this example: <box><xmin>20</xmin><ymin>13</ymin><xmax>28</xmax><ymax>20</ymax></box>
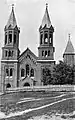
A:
<box><xmin>19</xmin><ymin>48</ymin><xmax>38</xmax><ymax>65</ymax></box>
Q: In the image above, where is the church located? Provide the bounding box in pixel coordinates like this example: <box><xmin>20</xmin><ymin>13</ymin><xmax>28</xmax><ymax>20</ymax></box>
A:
<box><xmin>0</xmin><ymin>4</ymin><xmax>75</xmax><ymax>92</ymax></box>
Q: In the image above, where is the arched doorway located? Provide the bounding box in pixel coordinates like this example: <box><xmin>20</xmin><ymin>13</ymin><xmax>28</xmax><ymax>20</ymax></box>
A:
<box><xmin>23</xmin><ymin>82</ymin><xmax>30</xmax><ymax>87</ymax></box>
<box><xmin>6</xmin><ymin>83</ymin><xmax>11</xmax><ymax>88</ymax></box>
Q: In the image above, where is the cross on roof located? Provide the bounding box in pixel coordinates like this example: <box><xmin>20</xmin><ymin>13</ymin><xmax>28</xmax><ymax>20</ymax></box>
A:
<box><xmin>68</xmin><ymin>33</ymin><xmax>70</xmax><ymax>40</ymax></box>
<box><xmin>46</xmin><ymin>3</ymin><xmax>48</xmax><ymax>8</ymax></box>
<box><xmin>12</xmin><ymin>4</ymin><xmax>14</xmax><ymax>9</ymax></box>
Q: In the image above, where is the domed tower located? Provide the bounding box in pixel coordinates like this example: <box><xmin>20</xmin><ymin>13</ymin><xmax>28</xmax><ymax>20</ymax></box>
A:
<box><xmin>38</xmin><ymin>4</ymin><xmax>55</xmax><ymax>64</ymax></box>
<box><xmin>1</xmin><ymin>5</ymin><xmax>20</xmax><ymax>92</ymax></box>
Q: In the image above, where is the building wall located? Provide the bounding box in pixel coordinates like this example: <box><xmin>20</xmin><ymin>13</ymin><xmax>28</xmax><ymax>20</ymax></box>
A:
<box><xmin>38</xmin><ymin>46</ymin><xmax>55</xmax><ymax>60</ymax></box>
<box><xmin>18</xmin><ymin>50</ymin><xmax>40</xmax><ymax>87</ymax></box>
<box><xmin>63</xmin><ymin>54</ymin><xmax>75</xmax><ymax>66</ymax></box>
<box><xmin>1</xmin><ymin>61</ymin><xmax>18</xmax><ymax>92</ymax></box>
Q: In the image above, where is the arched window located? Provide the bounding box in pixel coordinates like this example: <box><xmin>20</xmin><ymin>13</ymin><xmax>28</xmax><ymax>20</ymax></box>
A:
<box><xmin>8</xmin><ymin>50</ymin><xmax>13</xmax><ymax>57</ymax></box>
<box><xmin>30</xmin><ymin>68</ymin><xmax>34</xmax><ymax>77</ymax></box>
<box><xmin>12</xmin><ymin>51</ymin><xmax>14</xmax><ymax>57</ymax></box>
<box><xmin>9</xmin><ymin>33</ymin><xmax>12</xmax><ymax>43</ymax></box>
<box><xmin>45</xmin><ymin>51</ymin><xmax>47</xmax><ymax>57</ymax></box>
<box><xmin>49</xmin><ymin>37</ymin><xmax>51</xmax><ymax>43</ymax></box>
<box><xmin>5</xmin><ymin>34</ymin><xmax>7</xmax><ymax>44</ymax></box>
<box><xmin>42</xmin><ymin>51</ymin><xmax>44</xmax><ymax>56</ymax></box>
<box><xmin>48</xmin><ymin>50</ymin><xmax>50</xmax><ymax>56</ymax></box>
<box><xmin>10</xmin><ymin>68</ymin><xmax>13</xmax><ymax>77</ymax></box>
<box><xmin>14</xmin><ymin>34</ymin><xmax>16</xmax><ymax>44</ymax></box>
<box><xmin>26</xmin><ymin>64</ymin><xmax>29</xmax><ymax>76</ymax></box>
<box><xmin>44</xmin><ymin>33</ymin><xmax>48</xmax><ymax>44</ymax></box>
<box><xmin>6</xmin><ymin>83</ymin><xmax>11</xmax><ymax>88</ymax></box>
<box><xmin>6</xmin><ymin>68</ymin><xmax>9</xmax><ymax>76</ymax></box>
<box><xmin>9</xmin><ymin>51</ymin><xmax>11</xmax><ymax>57</ymax></box>
<box><xmin>5</xmin><ymin>50</ymin><xmax>8</xmax><ymax>57</ymax></box>
<box><xmin>40</xmin><ymin>34</ymin><xmax>43</xmax><ymax>44</ymax></box>
<box><xmin>21</xmin><ymin>69</ymin><xmax>25</xmax><ymax>77</ymax></box>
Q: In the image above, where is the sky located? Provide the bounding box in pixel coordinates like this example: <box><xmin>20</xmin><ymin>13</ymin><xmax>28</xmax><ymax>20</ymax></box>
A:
<box><xmin>0</xmin><ymin>0</ymin><xmax>75</xmax><ymax>63</ymax></box>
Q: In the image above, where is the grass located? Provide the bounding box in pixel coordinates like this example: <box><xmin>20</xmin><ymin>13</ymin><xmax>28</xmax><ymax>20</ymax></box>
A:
<box><xmin>0</xmin><ymin>91</ymin><xmax>63</xmax><ymax>106</ymax></box>
<box><xmin>0</xmin><ymin>91</ymin><xmax>75</xmax><ymax>120</ymax></box>
<box><xmin>0</xmin><ymin>91</ymin><xmax>67</xmax><ymax>113</ymax></box>
<box><xmin>1</xmin><ymin>98</ymin><xmax>75</xmax><ymax>120</ymax></box>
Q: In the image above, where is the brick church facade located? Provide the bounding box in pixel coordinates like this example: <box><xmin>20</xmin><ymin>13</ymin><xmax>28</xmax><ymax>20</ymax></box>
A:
<box><xmin>0</xmin><ymin>4</ymin><xmax>75</xmax><ymax>92</ymax></box>
<box><xmin>1</xmin><ymin>4</ymin><xmax>55</xmax><ymax>92</ymax></box>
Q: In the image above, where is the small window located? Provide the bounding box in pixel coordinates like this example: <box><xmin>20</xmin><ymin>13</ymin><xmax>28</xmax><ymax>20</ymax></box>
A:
<box><xmin>42</xmin><ymin>51</ymin><xmax>44</xmax><ymax>56</ymax></box>
<box><xmin>5</xmin><ymin>51</ymin><xmax>8</xmax><ymax>57</ymax></box>
<box><xmin>44</xmin><ymin>33</ymin><xmax>48</xmax><ymax>44</ymax></box>
<box><xmin>6</xmin><ymin>68</ymin><xmax>9</xmax><ymax>76</ymax></box>
<box><xmin>49</xmin><ymin>38</ymin><xmax>51</xmax><ymax>43</ymax></box>
<box><xmin>45</xmin><ymin>38</ymin><xmax>48</xmax><ymax>43</ymax></box>
<box><xmin>40</xmin><ymin>34</ymin><xmax>43</xmax><ymax>44</ymax></box>
<box><xmin>48</xmin><ymin>50</ymin><xmax>50</xmax><ymax>56</ymax></box>
<box><xmin>26</xmin><ymin>64</ymin><xmax>29</xmax><ymax>76</ymax></box>
<box><xmin>14</xmin><ymin>34</ymin><xmax>16</xmax><ymax>44</ymax></box>
<box><xmin>5</xmin><ymin>35</ymin><xmax>7</xmax><ymax>45</ymax></box>
<box><xmin>12</xmin><ymin>51</ymin><xmax>14</xmax><ymax>57</ymax></box>
<box><xmin>21</xmin><ymin>69</ymin><xmax>25</xmax><ymax>77</ymax></box>
<box><xmin>9</xmin><ymin>34</ymin><xmax>12</xmax><ymax>43</ymax></box>
<box><xmin>9</xmin><ymin>51</ymin><xmax>11</xmax><ymax>57</ymax></box>
<box><xmin>30</xmin><ymin>69</ymin><xmax>34</xmax><ymax>77</ymax></box>
<box><xmin>10</xmin><ymin>68</ymin><xmax>13</xmax><ymax>77</ymax></box>
<box><xmin>45</xmin><ymin>51</ymin><xmax>47</xmax><ymax>57</ymax></box>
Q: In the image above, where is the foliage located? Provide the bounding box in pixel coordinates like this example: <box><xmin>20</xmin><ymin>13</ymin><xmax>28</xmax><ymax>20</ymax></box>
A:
<box><xmin>52</xmin><ymin>61</ymin><xmax>74</xmax><ymax>85</ymax></box>
<box><xmin>41</xmin><ymin>67</ymin><xmax>52</xmax><ymax>85</ymax></box>
<box><xmin>41</xmin><ymin>61</ymin><xmax>75</xmax><ymax>85</ymax></box>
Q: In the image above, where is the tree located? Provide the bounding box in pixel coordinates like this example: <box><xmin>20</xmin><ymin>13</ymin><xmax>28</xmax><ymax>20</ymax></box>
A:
<box><xmin>52</xmin><ymin>61</ymin><xmax>74</xmax><ymax>85</ymax></box>
<box><xmin>41</xmin><ymin>67</ymin><xmax>52</xmax><ymax>85</ymax></box>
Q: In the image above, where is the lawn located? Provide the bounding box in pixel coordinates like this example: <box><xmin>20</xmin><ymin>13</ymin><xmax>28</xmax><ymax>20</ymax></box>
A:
<box><xmin>0</xmin><ymin>91</ymin><xmax>63</xmax><ymax>110</ymax></box>
<box><xmin>0</xmin><ymin>91</ymin><xmax>75</xmax><ymax>120</ymax></box>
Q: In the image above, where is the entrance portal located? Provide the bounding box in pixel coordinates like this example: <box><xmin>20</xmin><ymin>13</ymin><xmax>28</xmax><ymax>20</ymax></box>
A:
<box><xmin>23</xmin><ymin>82</ymin><xmax>30</xmax><ymax>87</ymax></box>
<box><xmin>6</xmin><ymin>83</ymin><xmax>11</xmax><ymax>88</ymax></box>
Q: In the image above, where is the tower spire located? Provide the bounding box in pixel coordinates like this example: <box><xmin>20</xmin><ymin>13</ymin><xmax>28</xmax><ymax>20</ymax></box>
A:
<box><xmin>64</xmin><ymin>34</ymin><xmax>74</xmax><ymax>54</ymax></box>
<box><xmin>40</xmin><ymin>3</ymin><xmax>51</xmax><ymax>29</ymax></box>
<box><xmin>5</xmin><ymin>4</ymin><xmax>17</xmax><ymax>29</ymax></box>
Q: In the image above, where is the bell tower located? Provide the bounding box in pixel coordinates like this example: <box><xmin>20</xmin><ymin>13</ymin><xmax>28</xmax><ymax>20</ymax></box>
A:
<box><xmin>38</xmin><ymin>4</ymin><xmax>55</xmax><ymax>63</ymax></box>
<box><xmin>1</xmin><ymin>5</ymin><xmax>20</xmax><ymax>92</ymax></box>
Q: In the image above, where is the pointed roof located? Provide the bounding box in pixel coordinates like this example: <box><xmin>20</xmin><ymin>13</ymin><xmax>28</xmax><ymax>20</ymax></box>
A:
<box><xmin>19</xmin><ymin>47</ymin><xmax>38</xmax><ymax>60</ymax></box>
<box><xmin>64</xmin><ymin>34</ymin><xmax>75</xmax><ymax>54</ymax></box>
<box><xmin>6</xmin><ymin>4</ymin><xmax>17</xmax><ymax>29</ymax></box>
<box><xmin>41</xmin><ymin>3</ymin><xmax>51</xmax><ymax>29</ymax></box>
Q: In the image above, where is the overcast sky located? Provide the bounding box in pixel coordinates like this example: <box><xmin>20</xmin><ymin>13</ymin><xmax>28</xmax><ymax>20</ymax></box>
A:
<box><xmin>0</xmin><ymin>0</ymin><xmax>75</xmax><ymax>63</ymax></box>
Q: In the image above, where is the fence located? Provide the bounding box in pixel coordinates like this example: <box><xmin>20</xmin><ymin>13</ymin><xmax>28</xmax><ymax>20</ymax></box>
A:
<box><xmin>6</xmin><ymin>85</ymin><xmax>75</xmax><ymax>93</ymax></box>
